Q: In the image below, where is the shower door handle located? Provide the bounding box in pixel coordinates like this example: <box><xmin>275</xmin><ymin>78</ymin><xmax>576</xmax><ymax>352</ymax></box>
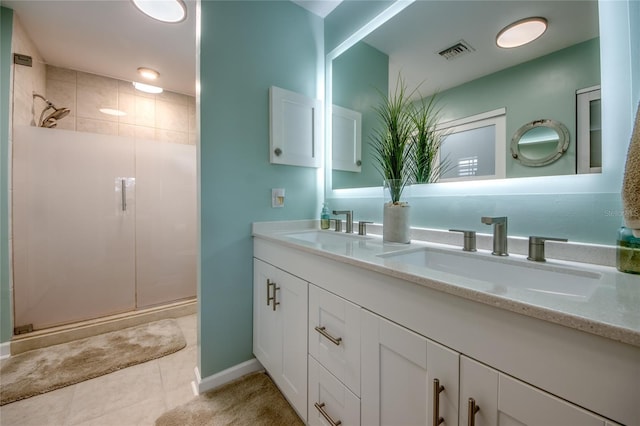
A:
<box><xmin>121</xmin><ymin>179</ymin><xmax>127</xmax><ymax>211</ymax></box>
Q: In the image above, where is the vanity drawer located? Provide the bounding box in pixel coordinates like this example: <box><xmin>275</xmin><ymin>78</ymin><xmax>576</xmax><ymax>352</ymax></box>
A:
<box><xmin>309</xmin><ymin>284</ymin><xmax>361</xmax><ymax>396</ymax></box>
<box><xmin>309</xmin><ymin>356</ymin><xmax>360</xmax><ymax>426</ymax></box>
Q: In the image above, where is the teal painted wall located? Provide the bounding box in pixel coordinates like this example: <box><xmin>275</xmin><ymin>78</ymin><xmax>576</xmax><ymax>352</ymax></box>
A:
<box><xmin>1</xmin><ymin>7</ymin><xmax>13</xmax><ymax>344</ymax></box>
<box><xmin>199</xmin><ymin>1</ymin><xmax>322</xmax><ymax>377</ymax></box>
<box><xmin>436</xmin><ymin>38</ymin><xmax>600</xmax><ymax>179</ymax></box>
<box><xmin>332</xmin><ymin>41</ymin><xmax>388</xmax><ymax>189</ymax></box>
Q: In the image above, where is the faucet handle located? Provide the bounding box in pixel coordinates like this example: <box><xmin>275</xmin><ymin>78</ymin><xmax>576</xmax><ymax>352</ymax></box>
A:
<box><xmin>358</xmin><ymin>221</ymin><xmax>373</xmax><ymax>236</ymax></box>
<box><xmin>449</xmin><ymin>229</ymin><xmax>477</xmax><ymax>252</ymax></box>
<box><xmin>527</xmin><ymin>236</ymin><xmax>568</xmax><ymax>262</ymax></box>
<box><xmin>481</xmin><ymin>216</ymin><xmax>507</xmax><ymax>224</ymax></box>
<box><xmin>332</xmin><ymin>219</ymin><xmax>343</xmax><ymax>232</ymax></box>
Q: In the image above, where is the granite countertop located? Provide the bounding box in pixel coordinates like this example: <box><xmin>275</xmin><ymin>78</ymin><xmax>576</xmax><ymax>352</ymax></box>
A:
<box><xmin>253</xmin><ymin>221</ymin><xmax>640</xmax><ymax>348</ymax></box>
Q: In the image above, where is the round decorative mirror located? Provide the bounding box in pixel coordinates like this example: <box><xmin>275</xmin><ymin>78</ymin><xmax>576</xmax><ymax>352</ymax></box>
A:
<box><xmin>510</xmin><ymin>119</ymin><xmax>570</xmax><ymax>167</ymax></box>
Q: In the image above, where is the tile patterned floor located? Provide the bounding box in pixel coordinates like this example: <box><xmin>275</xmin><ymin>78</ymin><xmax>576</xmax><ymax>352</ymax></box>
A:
<box><xmin>0</xmin><ymin>314</ymin><xmax>197</xmax><ymax>426</ymax></box>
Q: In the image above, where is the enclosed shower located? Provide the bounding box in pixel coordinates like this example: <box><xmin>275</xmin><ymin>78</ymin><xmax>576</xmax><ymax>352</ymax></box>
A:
<box><xmin>12</xmin><ymin>124</ymin><xmax>196</xmax><ymax>332</ymax></box>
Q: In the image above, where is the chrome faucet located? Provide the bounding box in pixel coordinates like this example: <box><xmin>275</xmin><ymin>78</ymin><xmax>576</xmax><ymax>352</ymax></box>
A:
<box><xmin>333</xmin><ymin>210</ymin><xmax>353</xmax><ymax>233</ymax></box>
<box><xmin>481</xmin><ymin>216</ymin><xmax>508</xmax><ymax>256</ymax></box>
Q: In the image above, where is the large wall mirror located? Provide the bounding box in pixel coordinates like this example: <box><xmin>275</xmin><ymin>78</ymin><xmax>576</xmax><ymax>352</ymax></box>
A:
<box><xmin>328</xmin><ymin>0</ymin><xmax>601</xmax><ymax>191</ymax></box>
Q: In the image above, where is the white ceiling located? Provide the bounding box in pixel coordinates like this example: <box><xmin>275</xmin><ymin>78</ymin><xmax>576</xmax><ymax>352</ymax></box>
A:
<box><xmin>363</xmin><ymin>1</ymin><xmax>599</xmax><ymax>98</ymax></box>
<box><xmin>1</xmin><ymin>1</ymin><xmax>598</xmax><ymax>99</ymax></box>
<box><xmin>2</xmin><ymin>0</ymin><xmax>198</xmax><ymax>96</ymax></box>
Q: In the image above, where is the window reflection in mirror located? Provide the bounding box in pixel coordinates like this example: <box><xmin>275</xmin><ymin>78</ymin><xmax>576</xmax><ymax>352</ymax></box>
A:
<box><xmin>330</xmin><ymin>0</ymin><xmax>600</xmax><ymax>190</ymax></box>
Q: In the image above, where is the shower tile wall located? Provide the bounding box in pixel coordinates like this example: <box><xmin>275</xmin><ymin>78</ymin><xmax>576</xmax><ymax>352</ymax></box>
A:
<box><xmin>11</xmin><ymin>15</ymin><xmax>46</xmax><ymax>127</ymax></box>
<box><xmin>46</xmin><ymin>65</ymin><xmax>196</xmax><ymax>145</ymax></box>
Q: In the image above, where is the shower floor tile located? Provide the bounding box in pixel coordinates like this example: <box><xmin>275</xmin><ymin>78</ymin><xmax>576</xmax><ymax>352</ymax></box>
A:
<box><xmin>0</xmin><ymin>313</ymin><xmax>198</xmax><ymax>426</ymax></box>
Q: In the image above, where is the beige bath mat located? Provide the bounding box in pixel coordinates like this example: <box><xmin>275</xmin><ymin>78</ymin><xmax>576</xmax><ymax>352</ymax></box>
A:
<box><xmin>0</xmin><ymin>319</ymin><xmax>186</xmax><ymax>405</ymax></box>
<box><xmin>155</xmin><ymin>372</ymin><xmax>303</xmax><ymax>426</ymax></box>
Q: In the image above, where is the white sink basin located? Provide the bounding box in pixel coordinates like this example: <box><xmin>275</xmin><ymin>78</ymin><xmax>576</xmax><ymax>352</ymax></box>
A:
<box><xmin>379</xmin><ymin>247</ymin><xmax>602</xmax><ymax>300</ymax></box>
<box><xmin>283</xmin><ymin>230</ymin><xmax>372</xmax><ymax>245</ymax></box>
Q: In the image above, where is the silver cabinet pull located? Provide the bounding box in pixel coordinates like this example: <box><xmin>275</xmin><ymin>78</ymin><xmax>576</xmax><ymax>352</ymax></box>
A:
<box><xmin>314</xmin><ymin>402</ymin><xmax>342</xmax><ymax>426</ymax></box>
<box><xmin>314</xmin><ymin>326</ymin><xmax>342</xmax><ymax>346</ymax></box>
<box><xmin>266</xmin><ymin>279</ymin><xmax>280</xmax><ymax>310</ymax></box>
<box><xmin>266</xmin><ymin>279</ymin><xmax>274</xmax><ymax>306</ymax></box>
<box><xmin>468</xmin><ymin>397</ymin><xmax>480</xmax><ymax>426</ymax></box>
<box><xmin>121</xmin><ymin>179</ymin><xmax>126</xmax><ymax>211</ymax></box>
<box><xmin>433</xmin><ymin>379</ymin><xmax>445</xmax><ymax>426</ymax></box>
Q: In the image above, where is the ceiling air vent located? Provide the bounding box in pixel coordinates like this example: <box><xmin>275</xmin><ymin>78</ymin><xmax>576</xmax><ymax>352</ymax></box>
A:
<box><xmin>438</xmin><ymin>40</ymin><xmax>475</xmax><ymax>60</ymax></box>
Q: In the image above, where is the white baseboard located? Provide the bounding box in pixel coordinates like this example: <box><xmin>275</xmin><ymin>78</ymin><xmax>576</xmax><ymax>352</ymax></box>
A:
<box><xmin>0</xmin><ymin>341</ymin><xmax>11</xmax><ymax>360</ymax></box>
<box><xmin>195</xmin><ymin>358</ymin><xmax>264</xmax><ymax>394</ymax></box>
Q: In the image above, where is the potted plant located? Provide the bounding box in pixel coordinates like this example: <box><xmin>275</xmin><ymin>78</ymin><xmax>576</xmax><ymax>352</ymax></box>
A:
<box><xmin>371</xmin><ymin>76</ymin><xmax>415</xmax><ymax>243</ymax></box>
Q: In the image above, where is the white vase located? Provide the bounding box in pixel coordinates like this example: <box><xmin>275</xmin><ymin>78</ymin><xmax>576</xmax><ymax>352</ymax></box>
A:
<box><xmin>383</xmin><ymin>202</ymin><xmax>411</xmax><ymax>243</ymax></box>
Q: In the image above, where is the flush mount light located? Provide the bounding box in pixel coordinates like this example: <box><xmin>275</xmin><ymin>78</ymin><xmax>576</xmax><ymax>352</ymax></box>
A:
<box><xmin>137</xmin><ymin>67</ymin><xmax>159</xmax><ymax>80</ymax></box>
<box><xmin>99</xmin><ymin>108</ymin><xmax>127</xmax><ymax>117</ymax></box>
<box><xmin>133</xmin><ymin>81</ymin><xmax>164</xmax><ymax>94</ymax></box>
<box><xmin>131</xmin><ymin>0</ymin><xmax>186</xmax><ymax>23</ymax></box>
<box><xmin>497</xmin><ymin>17</ymin><xmax>547</xmax><ymax>49</ymax></box>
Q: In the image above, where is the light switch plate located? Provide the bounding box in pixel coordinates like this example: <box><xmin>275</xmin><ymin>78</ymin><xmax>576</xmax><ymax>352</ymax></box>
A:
<box><xmin>272</xmin><ymin>188</ymin><xmax>285</xmax><ymax>208</ymax></box>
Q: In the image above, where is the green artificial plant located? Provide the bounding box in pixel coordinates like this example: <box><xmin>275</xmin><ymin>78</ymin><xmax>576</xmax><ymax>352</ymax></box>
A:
<box><xmin>371</xmin><ymin>76</ymin><xmax>416</xmax><ymax>204</ymax></box>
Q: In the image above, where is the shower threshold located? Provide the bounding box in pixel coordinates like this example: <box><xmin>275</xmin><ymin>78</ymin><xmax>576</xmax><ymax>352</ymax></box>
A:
<box><xmin>10</xmin><ymin>298</ymin><xmax>196</xmax><ymax>355</ymax></box>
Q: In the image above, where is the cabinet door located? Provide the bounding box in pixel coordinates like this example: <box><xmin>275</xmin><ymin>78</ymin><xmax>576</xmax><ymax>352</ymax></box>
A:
<box><xmin>253</xmin><ymin>259</ymin><xmax>281</xmax><ymax>374</ymax></box>
<box><xmin>309</xmin><ymin>284</ymin><xmax>361</xmax><ymax>395</ymax></box>
<box><xmin>460</xmin><ymin>356</ymin><xmax>606</xmax><ymax>426</ymax></box>
<box><xmin>277</xmin><ymin>267</ymin><xmax>309</xmax><ymax>420</ymax></box>
<box><xmin>427</xmin><ymin>340</ymin><xmax>459</xmax><ymax>426</ymax></box>
<box><xmin>269</xmin><ymin>86</ymin><xmax>322</xmax><ymax>168</ymax></box>
<box><xmin>361</xmin><ymin>309</ymin><xmax>429</xmax><ymax>426</ymax></box>
<box><xmin>309</xmin><ymin>356</ymin><xmax>360</xmax><ymax>426</ymax></box>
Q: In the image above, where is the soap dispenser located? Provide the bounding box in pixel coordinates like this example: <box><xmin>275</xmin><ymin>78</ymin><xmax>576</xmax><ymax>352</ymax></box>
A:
<box><xmin>617</xmin><ymin>225</ymin><xmax>640</xmax><ymax>274</ymax></box>
<box><xmin>320</xmin><ymin>203</ymin><xmax>330</xmax><ymax>230</ymax></box>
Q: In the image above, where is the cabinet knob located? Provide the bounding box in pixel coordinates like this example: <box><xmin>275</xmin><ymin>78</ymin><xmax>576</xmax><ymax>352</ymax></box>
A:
<box><xmin>274</xmin><ymin>148</ymin><xmax>282</xmax><ymax>156</ymax></box>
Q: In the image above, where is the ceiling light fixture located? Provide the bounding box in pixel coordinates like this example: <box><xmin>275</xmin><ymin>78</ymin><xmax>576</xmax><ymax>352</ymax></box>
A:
<box><xmin>496</xmin><ymin>17</ymin><xmax>547</xmax><ymax>49</ymax></box>
<box><xmin>137</xmin><ymin>67</ymin><xmax>159</xmax><ymax>80</ymax></box>
<box><xmin>131</xmin><ymin>0</ymin><xmax>186</xmax><ymax>24</ymax></box>
<box><xmin>99</xmin><ymin>108</ymin><xmax>127</xmax><ymax>117</ymax></box>
<box><xmin>133</xmin><ymin>81</ymin><xmax>164</xmax><ymax>94</ymax></box>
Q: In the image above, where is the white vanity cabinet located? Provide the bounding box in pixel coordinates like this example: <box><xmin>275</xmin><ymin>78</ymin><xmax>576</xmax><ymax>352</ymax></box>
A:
<box><xmin>252</xmin><ymin>258</ymin><xmax>308</xmax><ymax>421</ymax></box>
<box><xmin>361</xmin><ymin>309</ymin><xmax>459</xmax><ymax>426</ymax></box>
<box><xmin>459</xmin><ymin>356</ymin><xmax>616</xmax><ymax>426</ymax></box>
<box><xmin>252</xmin><ymin>236</ymin><xmax>638</xmax><ymax>426</ymax></box>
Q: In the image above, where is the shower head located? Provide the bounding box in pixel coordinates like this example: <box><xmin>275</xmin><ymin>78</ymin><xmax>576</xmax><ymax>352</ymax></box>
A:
<box><xmin>33</xmin><ymin>92</ymin><xmax>71</xmax><ymax>128</ymax></box>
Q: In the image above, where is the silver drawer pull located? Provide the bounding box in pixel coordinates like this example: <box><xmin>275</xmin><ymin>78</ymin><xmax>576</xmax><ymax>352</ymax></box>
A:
<box><xmin>314</xmin><ymin>326</ymin><xmax>342</xmax><ymax>346</ymax></box>
<box><xmin>433</xmin><ymin>378</ymin><xmax>445</xmax><ymax>426</ymax></box>
<box><xmin>314</xmin><ymin>402</ymin><xmax>342</xmax><ymax>426</ymax></box>
<box><xmin>468</xmin><ymin>397</ymin><xmax>480</xmax><ymax>426</ymax></box>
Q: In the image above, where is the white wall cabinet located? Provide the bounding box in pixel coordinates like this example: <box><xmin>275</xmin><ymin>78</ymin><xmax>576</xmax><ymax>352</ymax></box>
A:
<box><xmin>332</xmin><ymin>105</ymin><xmax>362</xmax><ymax>172</ymax></box>
<box><xmin>269</xmin><ymin>86</ymin><xmax>322</xmax><ymax>168</ymax></box>
<box><xmin>252</xmin><ymin>258</ymin><xmax>308</xmax><ymax>421</ymax></box>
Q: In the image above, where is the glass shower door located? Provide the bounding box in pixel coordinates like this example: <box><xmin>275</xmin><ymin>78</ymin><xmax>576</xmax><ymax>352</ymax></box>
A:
<box><xmin>134</xmin><ymin>139</ymin><xmax>196</xmax><ymax>308</ymax></box>
<box><xmin>12</xmin><ymin>126</ymin><xmax>136</xmax><ymax>330</ymax></box>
